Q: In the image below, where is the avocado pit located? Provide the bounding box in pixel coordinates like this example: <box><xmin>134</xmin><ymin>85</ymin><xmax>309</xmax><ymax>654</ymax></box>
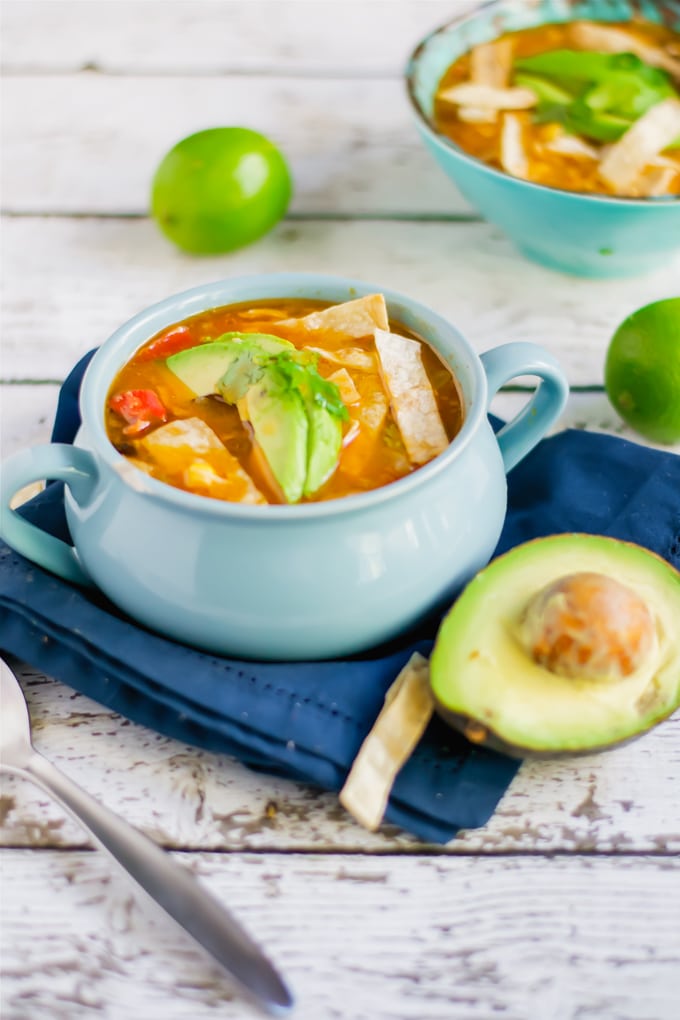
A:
<box><xmin>517</xmin><ymin>571</ymin><xmax>656</xmax><ymax>682</ymax></box>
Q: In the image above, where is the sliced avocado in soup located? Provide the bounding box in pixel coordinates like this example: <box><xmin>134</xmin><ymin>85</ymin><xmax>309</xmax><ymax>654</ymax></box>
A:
<box><xmin>430</xmin><ymin>534</ymin><xmax>680</xmax><ymax>757</ymax></box>
<box><xmin>238</xmin><ymin>364</ymin><xmax>309</xmax><ymax>504</ymax></box>
<box><xmin>304</xmin><ymin>402</ymin><xmax>343</xmax><ymax>497</ymax></box>
<box><xmin>166</xmin><ymin>333</ymin><xmax>294</xmax><ymax>396</ymax></box>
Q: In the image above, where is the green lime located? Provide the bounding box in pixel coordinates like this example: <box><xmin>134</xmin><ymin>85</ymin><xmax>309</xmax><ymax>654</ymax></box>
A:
<box><xmin>604</xmin><ymin>297</ymin><xmax>680</xmax><ymax>445</ymax></box>
<box><xmin>150</xmin><ymin>127</ymin><xmax>292</xmax><ymax>254</ymax></box>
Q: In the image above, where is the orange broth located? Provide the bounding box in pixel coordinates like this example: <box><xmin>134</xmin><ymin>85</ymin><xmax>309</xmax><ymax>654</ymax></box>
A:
<box><xmin>105</xmin><ymin>298</ymin><xmax>464</xmax><ymax>505</ymax></box>
<box><xmin>433</xmin><ymin>20</ymin><xmax>680</xmax><ymax>196</ymax></box>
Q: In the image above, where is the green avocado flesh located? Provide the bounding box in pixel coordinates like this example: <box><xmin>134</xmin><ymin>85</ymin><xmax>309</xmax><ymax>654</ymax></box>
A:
<box><xmin>166</xmin><ymin>333</ymin><xmax>294</xmax><ymax>396</ymax></box>
<box><xmin>430</xmin><ymin>535</ymin><xmax>680</xmax><ymax>757</ymax></box>
<box><xmin>239</xmin><ymin>370</ymin><xmax>308</xmax><ymax>504</ymax></box>
<box><xmin>166</xmin><ymin>333</ymin><xmax>344</xmax><ymax>503</ymax></box>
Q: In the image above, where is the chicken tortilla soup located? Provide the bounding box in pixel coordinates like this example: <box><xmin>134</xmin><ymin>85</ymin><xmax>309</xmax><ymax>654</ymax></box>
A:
<box><xmin>106</xmin><ymin>294</ymin><xmax>464</xmax><ymax>505</ymax></box>
<box><xmin>433</xmin><ymin>18</ymin><xmax>680</xmax><ymax>198</ymax></box>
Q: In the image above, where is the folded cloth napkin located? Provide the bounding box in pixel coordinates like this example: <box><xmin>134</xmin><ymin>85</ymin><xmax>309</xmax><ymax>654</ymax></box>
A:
<box><xmin>1</xmin><ymin>352</ymin><xmax>679</xmax><ymax>843</ymax></box>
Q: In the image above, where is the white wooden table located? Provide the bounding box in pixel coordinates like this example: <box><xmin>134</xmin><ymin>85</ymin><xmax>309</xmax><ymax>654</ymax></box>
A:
<box><xmin>2</xmin><ymin>3</ymin><xmax>680</xmax><ymax>1018</ymax></box>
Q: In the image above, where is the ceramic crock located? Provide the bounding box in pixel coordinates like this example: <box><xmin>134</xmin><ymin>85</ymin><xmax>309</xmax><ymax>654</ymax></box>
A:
<box><xmin>0</xmin><ymin>273</ymin><xmax>568</xmax><ymax>660</ymax></box>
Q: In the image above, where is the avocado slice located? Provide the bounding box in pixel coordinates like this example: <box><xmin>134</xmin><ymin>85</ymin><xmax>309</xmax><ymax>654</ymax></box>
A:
<box><xmin>238</xmin><ymin>366</ymin><xmax>308</xmax><ymax>504</ymax></box>
<box><xmin>304</xmin><ymin>401</ymin><xmax>343</xmax><ymax>497</ymax></box>
<box><xmin>430</xmin><ymin>534</ymin><xmax>680</xmax><ymax>757</ymax></box>
<box><xmin>166</xmin><ymin>333</ymin><xmax>294</xmax><ymax>396</ymax></box>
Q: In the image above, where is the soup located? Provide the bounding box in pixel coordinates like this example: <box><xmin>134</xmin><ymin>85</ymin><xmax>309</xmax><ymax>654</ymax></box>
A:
<box><xmin>433</xmin><ymin>19</ymin><xmax>680</xmax><ymax>198</ymax></box>
<box><xmin>105</xmin><ymin>294</ymin><xmax>464</xmax><ymax>505</ymax></box>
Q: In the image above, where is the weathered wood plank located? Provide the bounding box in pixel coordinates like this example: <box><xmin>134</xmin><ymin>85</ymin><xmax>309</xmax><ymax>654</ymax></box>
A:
<box><xmin>3</xmin><ymin>217</ymin><xmax>678</xmax><ymax>384</ymax></box>
<box><xmin>2</xmin><ymin>72</ymin><xmax>471</xmax><ymax>216</ymax></box>
<box><xmin>1</xmin><ymin>849</ymin><xmax>679</xmax><ymax>1020</ymax></box>
<box><xmin>2</xmin><ymin>663</ymin><xmax>678</xmax><ymax>854</ymax></box>
<box><xmin>1</xmin><ymin>0</ymin><xmax>473</xmax><ymax>75</ymax></box>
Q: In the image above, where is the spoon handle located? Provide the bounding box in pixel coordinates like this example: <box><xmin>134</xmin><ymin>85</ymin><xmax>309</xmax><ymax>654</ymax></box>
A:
<box><xmin>19</xmin><ymin>750</ymin><xmax>293</xmax><ymax>1015</ymax></box>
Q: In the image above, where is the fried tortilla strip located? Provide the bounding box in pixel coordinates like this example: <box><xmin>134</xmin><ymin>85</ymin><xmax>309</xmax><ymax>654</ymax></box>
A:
<box><xmin>339</xmin><ymin>653</ymin><xmax>434</xmax><ymax>832</ymax></box>
<box><xmin>599</xmin><ymin>98</ymin><xmax>680</xmax><ymax>193</ymax></box>
<box><xmin>374</xmin><ymin>329</ymin><xmax>449</xmax><ymax>467</ymax></box>
<box><xmin>327</xmin><ymin>367</ymin><xmax>360</xmax><ymax>405</ymax></box>
<box><xmin>459</xmin><ymin>37</ymin><xmax>514</xmax><ymax>124</ymax></box>
<box><xmin>569</xmin><ymin>21</ymin><xmax>680</xmax><ymax>83</ymax></box>
<box><xmin>633</xmin><ymin>163</ymin><xmax>679</xmax><ymax>197</ymax></box>
<box><xmin>135</xmin><ymin>417</ymin><xmax>265</xmax><ymax>504</ymax></box>
<box><xmin>545</xmin><ymin>134</ymin><xmax>599</xmax><ymax>159</ymax></box>
<box><xmin>500</xmin><ymin>112</ymin><xmax>530</xmax><ymax>179</ymax></box>
<box><xmin>278</xmin><ymin>293</ymin><xmax>389</xmax><ymax>337</ymax></box>
<box><xmin>439</xmin><ymin>83</ymin><xmax>536</xmax><ymax>110</ymax></box>
<box><xmin>306</xmin><ymin>346</ymin><xmax>376</xmax><ymax>371</ymax></box>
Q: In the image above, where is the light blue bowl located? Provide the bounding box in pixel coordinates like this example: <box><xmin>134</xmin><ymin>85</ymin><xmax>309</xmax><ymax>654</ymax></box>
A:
<box><xmin>0</xmin><ymin>274</ymin><xmax>568</xmax><ymax>661</ymax></box>
<box><xmin>406</xmin><ymin>0</ymin><xmax>680</xmax><ymax>277</ymax></box>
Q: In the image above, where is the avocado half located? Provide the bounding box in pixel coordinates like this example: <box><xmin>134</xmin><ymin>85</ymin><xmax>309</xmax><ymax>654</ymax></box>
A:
<box><xmin>430</xmin><ymin>534</ymin><xmax>680</xmax><ymax>757</ymax></box>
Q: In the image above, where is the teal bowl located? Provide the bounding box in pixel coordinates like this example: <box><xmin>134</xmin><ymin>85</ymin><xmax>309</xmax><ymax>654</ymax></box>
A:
<box><xmin>406</xmin><ymin>0</ymin><xmax>680</xmax><ymax>277</ymax></box>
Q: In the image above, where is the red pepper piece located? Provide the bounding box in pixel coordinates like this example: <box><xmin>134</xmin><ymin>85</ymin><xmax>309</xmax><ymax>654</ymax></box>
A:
<box><xmin>109</xmin><ymin>389</ymin><xmax>167</xmax><ymax>436</ymax></box>
<box><xmin>137</xmin><ymin>327</ymin><xmax>197</xmax><ymax>361</ymax></box>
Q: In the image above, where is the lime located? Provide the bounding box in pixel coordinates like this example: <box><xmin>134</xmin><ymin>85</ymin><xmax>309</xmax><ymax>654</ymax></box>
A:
<box><xmin>151</xmin><ymin>127</ymin><xmax>292</xmax><ymax>254</ymax></box>
<box><xmin>604</xmin><ymin>297</ymin><xmax>680</xmax><ymax>445</ymax></box>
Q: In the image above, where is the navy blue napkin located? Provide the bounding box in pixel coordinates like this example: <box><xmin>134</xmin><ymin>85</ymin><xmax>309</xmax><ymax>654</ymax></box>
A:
<box><xmin>1</xmin><ymin>352</ymin><xmax>679</xmax><ymax>843</ymax></box>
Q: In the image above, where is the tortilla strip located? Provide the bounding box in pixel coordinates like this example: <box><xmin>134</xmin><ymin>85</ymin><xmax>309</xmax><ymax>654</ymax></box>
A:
<box><xmin>374</xmin><ymin>329</ymin><xmax>449</xmax><ymax>467</ymax></box>
<box><xmin>500</xmin><ymin>112</ymin><xmax>530</xmax><ymax>179</ymax></box>
<box><xmin>135</xmin><ymin>417</ymin><xmax>265</xmax><ymax>504</ymax></box>
<box><xmin>569</xmin><ymin>21</ymin><xmax>680</xmax><ymax>83</ymax></box>
<box><xmin>327</xmin><ymin>367</ymin><xmax>360</xmax><ymax>405</ymax></box>
<box><xmin>545</xmin><ymin>134</ymin><xmax>599</xmax><ymax>159</ymax></box>
<box><xmin>459</xmin><ymin>37</ymin><xmax>514</xmax><ymax>124</ymax></box>
<box><xmin>278</xmin><ymin>293</ymin><xmax>388</xmax><ymax>338</ymax></box>
<box><xmin>339</xmin><ymin>653</ymin><xmax>434</xmax><ymax>832</ymax></box>
<box><xmin>599</xmin><ymin>98</ymin><xmax>680</xmax><ymax>193</ymax></box>
<box><xmin>633</xmin><ymin>164</ymin><xmax>679</xmax><ymax>198</ymax></box>
<box><xmin>307</xmin><ymin>346</ymin><xmax>376</xmax><ymax>371</ymax></box>
<box><xmin>439</xmin><ymin>83</ymin><xmax>536</xmax><ymax>111</ymax></box>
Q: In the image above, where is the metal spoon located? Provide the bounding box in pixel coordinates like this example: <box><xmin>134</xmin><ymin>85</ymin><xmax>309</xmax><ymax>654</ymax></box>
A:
<box><xmin>0</xmin><ymin>656</ymin><xmax>294</xmax><ymax>1015</ymax></box>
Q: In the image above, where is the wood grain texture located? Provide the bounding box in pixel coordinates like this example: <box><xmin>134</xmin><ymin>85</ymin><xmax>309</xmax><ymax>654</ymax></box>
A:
<box><xmin>3</xmin><ymin>217</ymin><xmax>679</xmax><ymax>384</ymax></box>
<box><xmin>2</xmin><ymin>664</ymin><xmax>679</xmax><ymax>854</ymax></box>
<box><xmin>2</xmin><ymin>72</ymin><xmax>473</xmax><ymax>215</ymax></box>
<box><xmin>1</xmin><ymin>848</ymin><xmax>679</xmax><ymax>1020</ymax></box>
<box><xmin>1</xmin><ymin>0</ymin><xmax>473</xmax><ymax>75</ymax></box>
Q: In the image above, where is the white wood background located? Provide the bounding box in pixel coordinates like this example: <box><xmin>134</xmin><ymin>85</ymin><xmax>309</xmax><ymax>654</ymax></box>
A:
<box><xmin>1</xmin><ymin>3</ymin><xmax>679</xmax><ymax>1019</ymax></box>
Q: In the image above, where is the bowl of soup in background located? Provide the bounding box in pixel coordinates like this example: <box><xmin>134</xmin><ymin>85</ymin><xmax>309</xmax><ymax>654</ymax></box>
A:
<box><xmin>406</xmin><ymin>0</ymin><xmax>680</xmax><ymax>278</ymax></box>
<box><xmin>0</xmin><ymin>273</ymin><xmax>568</xmax><ymax>660</ymax></box>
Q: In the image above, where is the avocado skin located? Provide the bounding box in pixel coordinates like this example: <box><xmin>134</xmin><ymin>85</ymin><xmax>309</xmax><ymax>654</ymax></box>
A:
<box><xmin>429</xmin><ymin>534</ymin><xmax>680</xmax><ymax>757</ymax></box>
<box><xmin>433</xmin><ymin>703</ymin><xmax>677</xmax><ymax>760</ymax></box>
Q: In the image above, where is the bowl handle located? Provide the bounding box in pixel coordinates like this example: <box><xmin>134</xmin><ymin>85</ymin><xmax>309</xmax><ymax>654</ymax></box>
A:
<box><xmin>0</xmin><ymin>445</ymin><xmax>99</xmax><ymax>586</ymax></box>
<box><xmin>480</xmin><ymin>343</ymin><xmax>569</xmax><ymax>473</ymax></box>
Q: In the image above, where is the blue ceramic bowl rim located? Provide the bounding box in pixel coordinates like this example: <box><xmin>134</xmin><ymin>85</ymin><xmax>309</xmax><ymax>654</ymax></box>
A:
<box><xmin>80</xmin><ymin>272</ymin><xmax>490</xmax><ymax>521</ymax></box>
<box><xmin>404</xmin><ymin>0</ymin><xmax>680</xmax><ymax>208</ymax></box>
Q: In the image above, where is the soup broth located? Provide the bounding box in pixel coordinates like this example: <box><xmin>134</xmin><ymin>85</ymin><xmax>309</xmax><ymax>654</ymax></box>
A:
<box><xmin>433</xmin><ymin>19</ymin><xmax>680</xmax><ymax>197</ymax></box>
<box><xmin>106</xmin><ymin>296</ymin><xmax>464</xmax><ymax>505</ymax></box>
